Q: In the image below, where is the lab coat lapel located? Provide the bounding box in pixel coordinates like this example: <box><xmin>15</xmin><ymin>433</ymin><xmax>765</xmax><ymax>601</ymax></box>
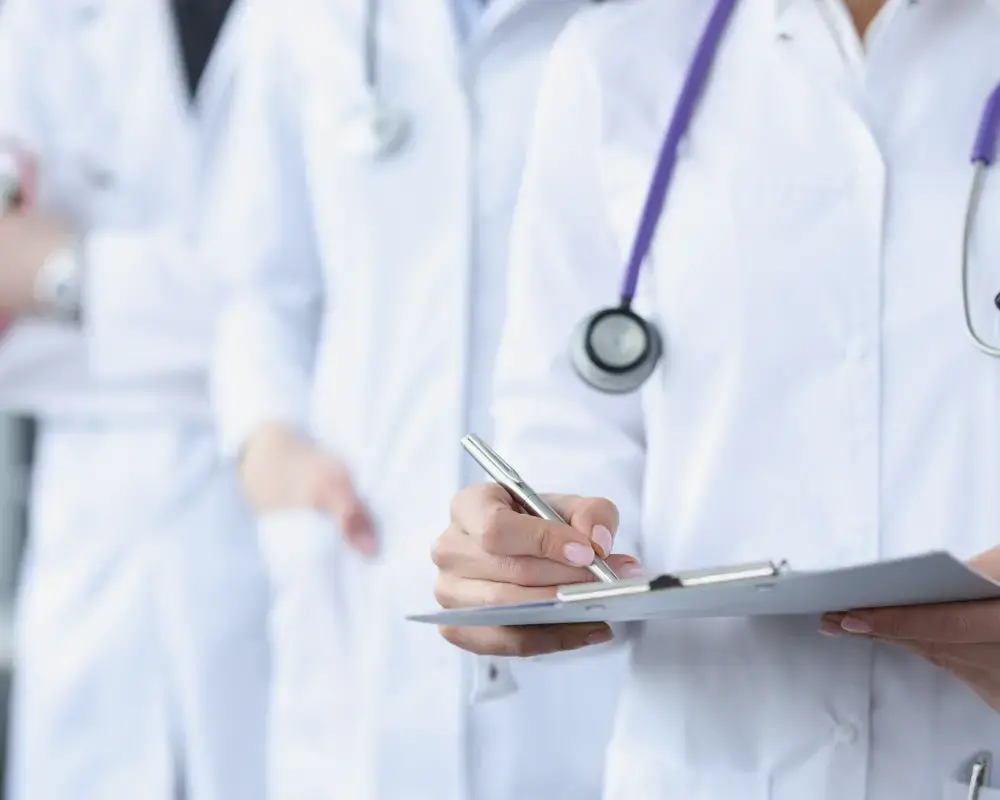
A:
<box><xmin>193</xmin><ymin>0</ymin><xmax>248</xmax><ymax>133</ymax></box>
<box><xmin>474</xmin><ymin>0</ymin><xmax>595</xmax><ymax>51</ymax></box>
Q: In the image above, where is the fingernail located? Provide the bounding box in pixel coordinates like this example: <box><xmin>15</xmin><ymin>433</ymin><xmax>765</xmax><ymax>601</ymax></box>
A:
<box><xmin>617</xmin><ymin>560</ymin><xmax>644</xmax><ymax>579</ymax></box>
<box><xmin>819</xmin><ymin>620</ymin><xmax>846</xmax><ymax>637</ymax></box>
<box><xmin>591</xmin><ymin>525</ymin><xmax>614</xmax><ymax>559</ymax></box>
<box><xmin>841</xmin><ymin>616</ymin><xmax>872</xmax><ymax>634</ymax></box>
<box><xmin>563</xmin><ymin>542</ymin><xmax>596</xmax><ymax>567</ymax></box>
<box><xmin>585</xmin><ymin>628</ymin><xmax>614</xmax><ymax>646</ymax></box>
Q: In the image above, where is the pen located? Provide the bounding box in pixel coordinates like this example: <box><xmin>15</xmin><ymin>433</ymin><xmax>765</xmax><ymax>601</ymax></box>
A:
<box><xmin>461</xmin><ymin>434</ymin><xmax>619</xmax><ymax>583</ymax></box>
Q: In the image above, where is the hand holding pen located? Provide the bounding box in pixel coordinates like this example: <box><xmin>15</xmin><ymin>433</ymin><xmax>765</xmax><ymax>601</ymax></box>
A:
<box><xmin>431</xmin><ymin>434</ymin><xmax>643</xmax><ymax>657</ymax></box>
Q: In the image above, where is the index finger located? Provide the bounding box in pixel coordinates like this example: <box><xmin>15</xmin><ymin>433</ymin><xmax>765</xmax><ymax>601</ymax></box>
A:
<box><xmin>838</xmin><ymin>600</ymin><xmax>1000</xmax><ymax>643</ymax></box>
<box><xmin>451</xmin><ymin>485</ymin><xmax>601</xmax><ymax>569</ymax></box>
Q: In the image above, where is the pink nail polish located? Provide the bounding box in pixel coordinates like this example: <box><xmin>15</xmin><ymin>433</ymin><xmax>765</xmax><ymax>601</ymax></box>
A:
<box><xmin>617</xmin><ymin>561</ymin><xmax>644</xmax><ymax>579</ymax></box>
<box><xmin>841</xmin><ymin>616</ymin><xmax>873</xmax><ymax>634</ymax></box>
<box><xmin>563</xmin><ymin>542</ymin><xmax>596</xmax><ymax>567</ymax></box>
<box><xmin>591</xmin><ymin>525</ymin><xmax>614</xmax><ymax>558</ymax></box>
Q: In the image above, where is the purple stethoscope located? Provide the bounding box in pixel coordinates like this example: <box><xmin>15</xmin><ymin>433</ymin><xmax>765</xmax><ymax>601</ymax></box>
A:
<box><xmin>570</xmin><ymin>0</ymin><xmax>1000</xmax><ymax>394</ymax></box>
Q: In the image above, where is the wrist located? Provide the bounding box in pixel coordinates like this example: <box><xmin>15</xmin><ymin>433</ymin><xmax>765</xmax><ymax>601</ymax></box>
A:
<box><xmin>238</xmin><ymin>422</ymin><xmax>315</xmax><ymax>511</ymax></box>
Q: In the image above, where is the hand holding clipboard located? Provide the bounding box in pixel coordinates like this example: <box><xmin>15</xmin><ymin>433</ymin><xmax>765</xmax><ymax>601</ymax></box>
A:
<box><xmin>422</xmin><ymin>435</ymin><xmax>1000</xmax><ymax>717</ymax></box>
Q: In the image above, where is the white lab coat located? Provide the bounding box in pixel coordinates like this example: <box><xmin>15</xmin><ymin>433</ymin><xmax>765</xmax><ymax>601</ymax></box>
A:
<box><xmin>0</xmin><ymin>1</ymin><xmax>269</xmax><ymax>798</ymax></box>
<box><xmin>208</xmin><ymin>1</ymin><xmax>626</xmax><ymax>798</ymax></box>
<box><xmin>492</xmin><ymin>0</ymin><xmax>1000</xmax><ymax>797</ymax></box>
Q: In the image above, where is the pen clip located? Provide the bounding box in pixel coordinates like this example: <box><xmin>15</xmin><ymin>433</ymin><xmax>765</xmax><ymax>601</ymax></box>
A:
<box><xmin>461</xmin><ymin>434</ymin><xmax>524</xmax><ymax>486</ymax></box>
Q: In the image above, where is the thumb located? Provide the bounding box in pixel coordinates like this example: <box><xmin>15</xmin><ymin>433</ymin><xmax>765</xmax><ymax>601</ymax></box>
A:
<box><xmin>547</xmin><ymin>494</ymin><xmax>620</xmax><ymax>559</ymax></box>
<box><xmin>313</xmin><ymin>462</ymin><xmax>378</xmax><ymax>557</ymax></box>
<box><xmin>606</xmin><ymin>553</ymin><xmax>645</xmax><ymax>580</ymax></box>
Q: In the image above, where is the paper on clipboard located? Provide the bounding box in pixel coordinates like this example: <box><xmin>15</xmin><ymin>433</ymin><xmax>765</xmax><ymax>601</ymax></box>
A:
<box><xmin>407</xmin><ymin>551</ymin><xmax>1000</xmax><ymax>628</ymax></box>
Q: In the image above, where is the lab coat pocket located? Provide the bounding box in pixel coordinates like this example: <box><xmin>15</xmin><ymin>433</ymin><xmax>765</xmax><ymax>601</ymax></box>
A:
<box><xmin>604</xmin><ymin>747</ymin><xmax>769</xmax><ymax>800</ymax></box>
<box><xmin>256</xmin><ymin>508</ymin><xmax>375</xmax><ymax>649</ymax></box>
<box><xmin>256</xmin><ymin>508</ymin><xmax>339</xmax><ymax>591</ymax></box>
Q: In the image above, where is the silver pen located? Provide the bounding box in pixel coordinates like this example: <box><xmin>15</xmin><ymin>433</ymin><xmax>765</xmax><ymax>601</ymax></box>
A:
<box><xmin>461</xmin><ymin>434</ymin><xmax>619</xmax><ymax>583</ymax></box>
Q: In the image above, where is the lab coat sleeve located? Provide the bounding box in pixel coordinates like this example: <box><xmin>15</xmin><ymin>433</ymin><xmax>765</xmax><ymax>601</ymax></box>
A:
<box><xmin>0</xmin><ymin>0</ymin><xmax>87</xmax><ymax>406</ymax></box>
<box><xmin>492</xmin><ymin>19</ymin><xmax>647</xmax><ymax>561</ymax></box>
<box><xmin>478</xmin><ymin>21</ymin><xmax>647</xmax><ymax>682</ymax></box>
<box><xmin>206</xmin><ymin>1</ymin><xmax>323</xmax><ymax>457</ymax></box>
<box><xmin>79</xmin><ymin>227</ymin><xmax>217</xmax><ymax>384</ymax></box>
<box><xmin>0</xmin><ymin>0</ymin><xmax>213</xmax><ymax>399</ymax></box>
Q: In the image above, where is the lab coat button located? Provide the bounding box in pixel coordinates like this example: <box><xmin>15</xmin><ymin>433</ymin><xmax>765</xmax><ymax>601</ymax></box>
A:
<box><xmin>74</xmin><ymin>4</ymin><xmax>100</xmax><ymax>24</ymax></box>
<box><xmin>833</xmin><ymin>722</ymin><xmax>858</xmax><ymax>745</ymax></box>
<box><xmin>845</xmin><ymin>340</ymin><xmax>869</xmax><ymax>362</ymax></box>
<box><xmin>88</xmin><ymin>167</ymin><xmax>114</xmax><ymax>190</ymax></box>
<box><xmin>993</xmin><ymin>291</ymin><xmax>1000</xmax><ymax>311</ymax></box>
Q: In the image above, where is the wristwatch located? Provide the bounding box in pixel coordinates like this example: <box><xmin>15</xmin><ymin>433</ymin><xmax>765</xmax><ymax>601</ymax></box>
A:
<box><xmin>33</xmin><ymin>240</ymin><xmax>85</xmax><ymax>324</ymax></box>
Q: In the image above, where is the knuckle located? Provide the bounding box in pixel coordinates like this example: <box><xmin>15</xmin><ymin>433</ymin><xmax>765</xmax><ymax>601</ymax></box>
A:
<box><xmin>438</xmin><ymin>625</ymin><xmax>470</xmax><ymax>650</ymax></box>
<box><xmin>433</xmin><ymin>577</ymin><xmax>454</xmax><ymax>609</ymax></box>
<box><xmin>430</xmin><ymin>531</ymin><xmax>453</xmax><ymax>568</ymax></box>
<box><xmin>450</xmin><ymin>483</ymin><xmax>496</xmax><ymax>524</ymax></box>
<box><xmin>496</xmin><ymin>555</ymin><xmax>529</xmax><ymax>585</ymax></box>
<box><xmin>478</xmin><ymin>505</ymin><xmax>508</xmax><ymax>554</ymax></box>
<box><xmin>533</xmin><ymin>523</ymin><xmax>556</xmax><ymax>560</ymax></box>
<box><xmin>483</xmin><ymin>581</ymin><xmax>516</xmax><ymax>608</ymax></box>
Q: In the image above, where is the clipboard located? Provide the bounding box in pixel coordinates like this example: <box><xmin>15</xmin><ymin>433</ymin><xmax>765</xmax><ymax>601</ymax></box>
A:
<box><xmin>407</xmin><ymin>551</ymin><xmax>1000</xmax><ymax>627</ymax></box>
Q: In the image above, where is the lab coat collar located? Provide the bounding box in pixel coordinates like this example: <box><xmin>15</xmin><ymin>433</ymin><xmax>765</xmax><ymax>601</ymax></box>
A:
<box><xmin>476</xmin><ymin>0</ymin><xmax>598</xmax><ymax>39</ymax></box>
<box><xmin>463</xmin><ymin>0</ymin><xmax>592</xmax><ymax>63</ymax></box>
<box><xmin>773</xmin><ymin>0</ymin><xmax>1000</xmax><ymax>21</ymax></box>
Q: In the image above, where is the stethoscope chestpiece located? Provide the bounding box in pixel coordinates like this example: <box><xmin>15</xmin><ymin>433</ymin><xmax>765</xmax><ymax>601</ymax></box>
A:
<box><xmin>338</xmin><ymin>96</ymin><xmax>411</xmax><ymax>160</ymax></box>
<box><xmin>569</xmin><ymin>306</ymin><xmax>663</xmax><ymax>394</ymax></box>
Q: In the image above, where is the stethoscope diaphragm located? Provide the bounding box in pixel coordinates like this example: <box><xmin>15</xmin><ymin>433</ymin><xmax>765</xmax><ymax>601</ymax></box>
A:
<box><xmin>338</xmin><ymin>97</ymin><xmax>411</xmax><ymax>160</ymax></box>
<box><xmin>570</xmin><ymin>306</ymin><xmax>663</xmax><ymax>394</ymax></box>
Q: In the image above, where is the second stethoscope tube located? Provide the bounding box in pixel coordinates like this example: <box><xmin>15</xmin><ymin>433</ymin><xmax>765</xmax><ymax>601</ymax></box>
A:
<box><xmin>338</xmin><ymin>0</ymin><xmax>411</xmax><ymax>159</ymax></box>
<box><xmin>964</xmin><ymin>86</ymin><xmax>1000</xmax><ymax>357</ymax></box>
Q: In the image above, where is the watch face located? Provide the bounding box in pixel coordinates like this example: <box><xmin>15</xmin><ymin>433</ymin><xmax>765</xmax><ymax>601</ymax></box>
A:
<box><xmin>589</xmin><ymin>311</ymin><xmax>648</xmax><ymax>368</ymax></box>
<box><xmin>34</xmin><ymin>246</ymin><xmax>82</xmax><ymax>323</ymax></box>
<box><xmin>338</xmin><ymin>99</ymin><xmax>410</xmax><ymax>158</ymax></box>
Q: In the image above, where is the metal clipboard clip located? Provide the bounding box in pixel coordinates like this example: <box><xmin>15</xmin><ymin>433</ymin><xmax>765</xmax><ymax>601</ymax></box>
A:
<box><xmin>556</xmin><ymin>560</ymin><xmax>790</xmax><ymax>603</ymax></box>
<box><xmin>959</xmin><ymin>751</ymin><xmax>992</xmax><ymax>800</ymax></box>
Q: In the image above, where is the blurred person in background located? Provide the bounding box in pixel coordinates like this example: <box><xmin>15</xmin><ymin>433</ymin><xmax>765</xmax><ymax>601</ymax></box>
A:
<box><xmin>205</xmin><ymin>0</ymin><xmax>626</xmax><ymax>798</ymax></box>
<box><xmin>0</xmin><ymin>1</ymin><xmax>269</xmax><ymax>798</ymax></box>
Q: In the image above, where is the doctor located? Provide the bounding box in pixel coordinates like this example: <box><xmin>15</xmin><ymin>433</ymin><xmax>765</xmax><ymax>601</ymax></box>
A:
<box><xmin>432</xmin><ymin>0</ymin><xmax>1000</xmax><ymax>797</ymax></box>
<box><xmin>0</xmin><ymin>2</ymin><xmax>268</xmax><ymax>799</ymax></box>
<box><xmin>206</xmin><ymin>0</ymin><xmax>626</xmax><ymax>797</ymax></box>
